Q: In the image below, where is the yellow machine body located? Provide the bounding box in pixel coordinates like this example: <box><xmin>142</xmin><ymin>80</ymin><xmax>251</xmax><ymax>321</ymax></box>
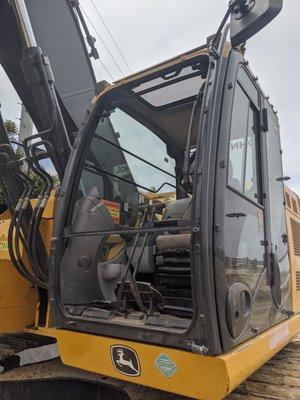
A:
<box><xmin>53</xmin><ymin>316</ymin><xmax>300</xmax><ymax>400</ymax></box>
<box><xmin>285</xmin><ymin>187</ymin><xmax>300</xmax><ymax>313</ymax></box>
<box><xmin>23</xmin><ymin>186</ymin><xmax>300</xmax><ymax>400</ymax></box>
<box><xmin>39</xmin><ymin>185</ymin><xmax>300</xmax><ymax>399</ymax></box>
<box><xmin>0</xmin><ymin>197</ymin><xmax>55</xmax><ymax>333</ymax></box>
<box><xmin>0</xmin><ymin>210</ymin><xmax>37</xmax><ymax>333</ymax></box>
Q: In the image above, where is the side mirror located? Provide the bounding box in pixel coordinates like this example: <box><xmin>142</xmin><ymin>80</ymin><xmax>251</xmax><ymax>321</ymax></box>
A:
<box><xmin>229</xmin><ymin>0</ymin><xmax>283</xmax><ymax>47</ymax></box>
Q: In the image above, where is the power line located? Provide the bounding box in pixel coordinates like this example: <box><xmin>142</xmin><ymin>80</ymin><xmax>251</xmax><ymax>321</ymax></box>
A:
<box><xmin>93</xmin><ymin>64</ymin><xmax>103</xmax><ymax>81</ymax></box>
<box><xmin>81</xmin><ymin>7</ymin><xmax>125</xmax><ymax>78</ymax></box>
<box><xmin>88</xmin><ymin>0</ymin><xmax>132</xmax><ymax>74</ymax></box>
<box><xmin>96</xmin><ymin>54</ymin><xmax>114</xmax><ymax>81</ymax></box>
<box><xmin>91</xmin><ymin>61</ymin><xmax>103</xmax><ymax>80</ymax></box>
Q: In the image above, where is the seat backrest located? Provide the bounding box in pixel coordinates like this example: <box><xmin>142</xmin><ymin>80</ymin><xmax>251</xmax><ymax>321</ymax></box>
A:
<box><xmin>163</xmin><ymin>198</ymin><xmax>192</xmax><ymax>221</ymax></box>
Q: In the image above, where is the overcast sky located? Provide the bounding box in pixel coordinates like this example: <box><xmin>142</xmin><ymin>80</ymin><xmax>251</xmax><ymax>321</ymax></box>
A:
<box><xmin>0</xmin><ymin>0</ymin><xmax>299</xmax><ymax>193</ymax></box>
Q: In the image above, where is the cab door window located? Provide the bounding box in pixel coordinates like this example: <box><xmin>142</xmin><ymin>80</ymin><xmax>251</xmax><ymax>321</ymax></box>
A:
<box><xmin>228</xmin><ymin>82</ymin><xmax>260</xmax><ymax>203</ymax></box>
<box><xmin>224</xmin><ymin>68</ymin><xmax>272</xmax><ymax>343</ymax></box>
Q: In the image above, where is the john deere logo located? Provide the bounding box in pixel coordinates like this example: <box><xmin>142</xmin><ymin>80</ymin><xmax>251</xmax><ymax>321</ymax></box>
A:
<box><xmin>111</xmin><ymin>345</ymin><xmax>140</xmax><ymax>377</ymax></box>
<box><xmin>155</xmin><ymin>353</ymin><xmax>177</xmax><ymax>378</ymax></box>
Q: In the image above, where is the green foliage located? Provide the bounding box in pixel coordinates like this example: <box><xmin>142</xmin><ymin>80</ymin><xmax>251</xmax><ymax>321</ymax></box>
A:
<box><xmin>29</xmin><ymin>172</ymin><xmax>59</xmax><ymax>198</ymax></box>
<box><xmin>0</xmin><ymin>192</ymin><xmax>5</xmax><ymax>212</ymax></box>
<box><xmin>4</xmin><ymin>119</ymin><xmax>18</xmax><ymax>140</ymax></box>
<box><xmin>0</xmin><ymin>120</ymin><xmax>59</xmax><ymax>209</ymax></box>
<box><xmin>0</xmin><ymin>172</ymin><xmax>59</xmax><ymax>210</ymax></box>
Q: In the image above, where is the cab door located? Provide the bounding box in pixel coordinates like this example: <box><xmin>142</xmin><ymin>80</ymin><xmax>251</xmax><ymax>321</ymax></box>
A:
<box><xmin>263</xmin><ymin>102</ymin><xmax>291</xmax><ymax>311</ymax></box>
<box><xmin>214</xmin><ymin>50</ymin><xmax>291</xmax><ymax>351</ymax></box>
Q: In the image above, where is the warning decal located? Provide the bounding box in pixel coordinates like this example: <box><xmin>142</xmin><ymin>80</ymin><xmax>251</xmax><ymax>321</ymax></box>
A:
<box><xmin>155</xmin><ymin>353</ymin><xmax>177</xmax><ymax>378</ymax></box>
<box><xmin>269</xmin><ymin>324</ymin><xmax>289</xmax><ymax>350</ymax></box>
<box><xmin>101</xmin><ymin>200</ymin><xmax>121</xmax><ymax>224</ymax></box>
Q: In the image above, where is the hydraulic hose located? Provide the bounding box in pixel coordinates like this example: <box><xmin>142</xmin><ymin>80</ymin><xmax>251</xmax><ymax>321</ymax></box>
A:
<box><xmin>24</xmin><ymin>141</ymin><xmax>48</xmax><ymax>265</ymax></box>
<box><xmin>20</xmin><ymin>146</ymin><xmax>48</xmax><ymax>281</ymax></box>
<box><xmin>7</xmin><ymin>173</ymin><xmax>47</xmax><ymax>288</ymax></box>
<box><xmin>30</xmin><ymin>141</ymin><xmax>55</xmax><ymax>277</ymax></box>
<box><xmin>12</xmin><ymin>170</ymin><xmax>48</xmax><ymax>287</ymax></box>
<box><xmin>0</xmin><ymin>143</ymin><xmax>49</xmax><ymax>288</ymax></box>
<box><xmin>0</xmin><ymin>144</ymin><xmax>48</xmax><ymax>287</ymax></box>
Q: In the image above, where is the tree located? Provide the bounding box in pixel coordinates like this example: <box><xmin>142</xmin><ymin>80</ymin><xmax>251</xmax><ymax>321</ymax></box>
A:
<box><xmin>4</xmin><ymin>119</ymin><xmax>18</xmax><ymax>140</ymax></box>
<box><xmin>29</xmin><ymin>172</ymin><xmax>60</xmax><ymax>198</ymax></box>
<box><xmin>0</xmin><ymin>119</ymin><xmax>59</xmax><ymax>210</ymax></box>
<box><xmin>0</xmin><ymin>120</ymin><xmax>19</xmax><ymax>211</ymax></box>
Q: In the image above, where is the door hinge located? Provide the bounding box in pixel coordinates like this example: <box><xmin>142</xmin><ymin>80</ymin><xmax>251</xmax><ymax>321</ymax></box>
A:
<box><xmin>282</xmin><ymin>234</ymin><xmax>288</xmax><ymax>244</ymax></box>
<box><xmin>261</xmin><ymin>107</ymin><xmax>269</xmax><ymax>132</ymax></box>
<box><xmin>214</xmin><ymin>224</ymin><xmax>221</xmax><ymax>233</ymax></box>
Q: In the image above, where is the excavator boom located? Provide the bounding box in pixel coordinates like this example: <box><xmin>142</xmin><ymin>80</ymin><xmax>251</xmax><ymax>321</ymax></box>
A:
<box><xmin>0</xmin><ymin>0</ymin><xmax>96</xmax><ymax>138</ymax></box>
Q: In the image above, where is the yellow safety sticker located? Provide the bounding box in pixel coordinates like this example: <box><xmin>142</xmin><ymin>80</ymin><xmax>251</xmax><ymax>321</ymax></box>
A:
<box><xmin>101</xmin><ymin>200</ymin><xmax>121</xmax><ymax>224</ymax></box>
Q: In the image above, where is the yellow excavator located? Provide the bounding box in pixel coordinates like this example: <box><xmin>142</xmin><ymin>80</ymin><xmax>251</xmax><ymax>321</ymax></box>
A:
<box><xmin>0</xmin><ymin>0</ymin><xmax>299</xmax><ymax>399</ymax></box>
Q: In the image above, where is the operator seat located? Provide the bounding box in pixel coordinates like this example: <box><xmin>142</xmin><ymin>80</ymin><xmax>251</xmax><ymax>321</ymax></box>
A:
<box><xmin>154</xmin><ymin>198</ymin><xmax>193</xmax><ymax>317</ymax></box>
<box><xmin>156</xmin><ymin>197</ymin><xmax>192</xmax><ymax>251</ymax></box>
<box><xmin>61</xmin><ymin>186</ymin><xmax>127</xmax><ymax>306</ymax></box>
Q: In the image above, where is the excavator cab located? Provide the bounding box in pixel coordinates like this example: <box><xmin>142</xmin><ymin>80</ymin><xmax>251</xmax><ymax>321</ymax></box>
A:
<box><xmin>53</xmin><ymin>53</ymin><xmax>209</xmax><ymax>346</ymax></box>
<box><xmin>1</xmin><ymin>1</ymin><xmax>300</xmax><ymax>399</ymax></box>
<box><xmin>51</xmin><ymin>0</ymin><xmax>299</xmax><ymax>355</ymax></box>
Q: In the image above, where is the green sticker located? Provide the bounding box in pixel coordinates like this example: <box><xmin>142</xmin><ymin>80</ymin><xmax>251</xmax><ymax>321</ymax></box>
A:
<box><xmin>155</xmin><ymin>353</ymin><xmax>177</xmax><ymax>378</ymax></box>
<box><xmin>0</xmin><ymin>241</ymin><xmax>8</xmax><ymax>250</ymax></box>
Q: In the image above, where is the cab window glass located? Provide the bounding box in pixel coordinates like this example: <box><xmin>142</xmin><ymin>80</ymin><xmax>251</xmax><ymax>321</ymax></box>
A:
<box><xmin>228</xmin><ymin>81</ymin><xmax>259</xmax><ymax>203</ymax></box>
<box><xmin>228</xmin><ymin>83</ymin><xmax>248</xmax><ymax>193</ymax></box>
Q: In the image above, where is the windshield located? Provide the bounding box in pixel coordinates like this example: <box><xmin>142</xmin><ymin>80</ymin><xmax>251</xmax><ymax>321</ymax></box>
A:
<box><xmin>75</xmin><ymin>108</ymin><xmax>177</xmax><ymax>229</ymax></box>
<box><xmin>90</xmin><ymin>108</ymin><xmax>176</xmax><ymax>192</ymax></box>
<box><xmin>71</xmin><ymin>56</ymin><xmax>208</xmax><ymax>231</ymax></box>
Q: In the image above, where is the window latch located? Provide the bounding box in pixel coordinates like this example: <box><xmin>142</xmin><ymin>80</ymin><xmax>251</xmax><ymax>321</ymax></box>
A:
<box><xmin>261</xmin><ymin>107</ymin><xmax>269</xmax><ymax>132</ymax></box>
<box><xmin>276</xmin><ymin>176</ymin><xmax>291</xmax><ymax>182</ymax></box>
<box><xmin>226</xmin><ymin>212</ymin><xmax>246</xmax><ymax>218</ymax></box>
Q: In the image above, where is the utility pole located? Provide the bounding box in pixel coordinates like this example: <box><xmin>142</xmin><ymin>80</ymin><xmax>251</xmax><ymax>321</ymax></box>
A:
<box><xmin>18</xmin><ymin>103</ymin><xmax>33</xmax><ymax>156</ymax></box>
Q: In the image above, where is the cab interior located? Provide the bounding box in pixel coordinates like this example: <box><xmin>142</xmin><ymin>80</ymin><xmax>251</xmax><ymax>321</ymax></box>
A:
<box><xmin>60</xmin><ymin>54</ymin><xmax>209</xmax><ymax>331</ymax></box>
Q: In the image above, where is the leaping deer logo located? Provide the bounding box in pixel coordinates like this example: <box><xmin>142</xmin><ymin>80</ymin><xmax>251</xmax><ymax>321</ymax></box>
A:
<box><xmin>111</xmin><ymin>346</ymin><xmax>140</xmax><ymax>376</ymax></box>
